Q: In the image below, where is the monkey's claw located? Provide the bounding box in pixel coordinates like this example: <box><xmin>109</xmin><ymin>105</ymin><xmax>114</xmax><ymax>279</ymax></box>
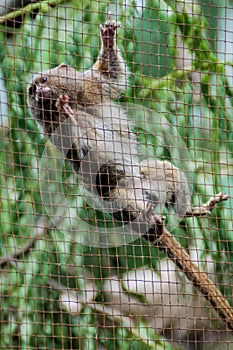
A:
<box><xmin>142</xmin><ymin>210</ymin><xmax>165</xmax><ymax>242</ymax></box>
<box><xmin>56</xmin><ymin>93</ymin><xmax>75</xmax><ymax>120</ymax></box>
<box><xmin>100</xmin><ymin>16</ymin><xmax>120</xmax><ymax>49</ymax></box>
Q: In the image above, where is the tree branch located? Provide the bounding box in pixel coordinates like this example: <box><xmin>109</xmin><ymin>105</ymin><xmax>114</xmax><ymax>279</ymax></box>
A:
<box><xmin>0</xmin><ymin>0</ymin><xmax>65</xmax><ymax>25</ymax></box>
<box><xmin>185</xmin><ymin>192</ymin><xmax>229</xmax><ymax>217</ymax></box>
<box><xmin>0</xmin><ymin>216</ymin><xmax>54</xmax><ymax>270</ymax></box>
<box><xmin>144</xmin><ymin>217</ymin><xmax>233</xmax><ymax>331</ymax></box>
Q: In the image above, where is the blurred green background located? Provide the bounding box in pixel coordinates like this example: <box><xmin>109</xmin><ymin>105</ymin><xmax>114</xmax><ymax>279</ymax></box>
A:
<box><xmin>0</xmin><ymin>0</ymin><xmax>233</xmax><ymax>349</ymax></box>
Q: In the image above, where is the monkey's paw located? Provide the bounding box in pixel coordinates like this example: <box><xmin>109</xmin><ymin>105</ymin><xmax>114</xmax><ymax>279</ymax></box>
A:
<box><xmin>100</xmin><ymin>15</ymin><xmax>120</xmax><ymax>49</ymax></box>
<box><xmin>143</xmin><ymin>210</ymin><xmax>165</xmax><ymax>242</ymax></box>
<box><xmin>56</xmin><ymin>93</ymin><xmax>75</xmax><ymax>120</ymax></box>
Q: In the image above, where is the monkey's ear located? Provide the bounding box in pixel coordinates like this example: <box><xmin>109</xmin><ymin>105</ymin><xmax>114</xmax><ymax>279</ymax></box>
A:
<box><xmin>58</xmin><ymin>63</ymin><xmax>68</xmax><ymax>68</ymax></box>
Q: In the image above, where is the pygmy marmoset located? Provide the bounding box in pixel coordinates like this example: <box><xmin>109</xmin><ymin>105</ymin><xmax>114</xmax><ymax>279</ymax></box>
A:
<box><xmin>27</xmin><ymin>18</ymin><xmax>191</xmax><ymax>232</ymax></box>
<box><xmin>27</xmin><ymin>18</ymin><xmax>233</xmax><ymax>331</ymax></box>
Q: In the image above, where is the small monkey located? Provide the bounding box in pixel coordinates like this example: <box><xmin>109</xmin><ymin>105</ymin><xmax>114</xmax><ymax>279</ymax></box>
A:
<box><xmin>27</xmin><ymin>17</ymin><xmax>191</xmax><ymax>231</ymax></box>
<box><xmin>27</xmin><ymin>17</ymin><xmax>233</xmax><ymax>330</ymax></box>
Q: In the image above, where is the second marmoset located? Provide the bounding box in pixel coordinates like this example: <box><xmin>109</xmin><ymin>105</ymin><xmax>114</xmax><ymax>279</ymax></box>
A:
<box><xmin>27</xmin><ymin>18</ymin><xmax>191</xmax><ymax>231</ymax></box>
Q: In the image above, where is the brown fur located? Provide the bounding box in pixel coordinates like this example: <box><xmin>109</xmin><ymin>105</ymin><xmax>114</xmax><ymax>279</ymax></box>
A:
<box><xmin>27</xmin><ymin>19</ymin><xmax>191</xmax><ymax>224</ymax></box>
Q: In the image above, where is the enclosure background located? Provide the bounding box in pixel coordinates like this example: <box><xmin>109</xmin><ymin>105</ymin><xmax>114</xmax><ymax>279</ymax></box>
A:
<box><xmin>0</xmin><ymin>0</ymin><xmax>233</xmax><ymax>349</ymax></box>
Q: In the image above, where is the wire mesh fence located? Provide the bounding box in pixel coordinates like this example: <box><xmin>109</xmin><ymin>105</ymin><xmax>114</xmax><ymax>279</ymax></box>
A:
<box><xmin>0</xmin><ymin>1</ymin><xmax>233</xmax><ymax>349</ymax></box>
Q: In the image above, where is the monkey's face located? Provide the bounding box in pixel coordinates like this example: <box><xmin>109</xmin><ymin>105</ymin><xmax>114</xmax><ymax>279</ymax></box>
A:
<box><xmin>28</xmin><ymin>72</ymin><xmax>61</xmax><ymax>135</ymax></box>
<box><xmin>27</xmin><ymin>64</ymin><xmax>83</xmax><ymax>135</ymax></box>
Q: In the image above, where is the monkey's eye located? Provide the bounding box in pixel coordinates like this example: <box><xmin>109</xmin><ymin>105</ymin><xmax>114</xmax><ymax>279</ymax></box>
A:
<box><xmin>40</xmin><ymin>77</ymin><xmax>48</xmax><ymax>84</ymax></box>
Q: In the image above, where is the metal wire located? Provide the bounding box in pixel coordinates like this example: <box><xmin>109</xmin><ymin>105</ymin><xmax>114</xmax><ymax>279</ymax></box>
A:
<box><xmin>0</xmin><ymin>1</ymin><xmax>233</xmax><ymax>349</ymax></box>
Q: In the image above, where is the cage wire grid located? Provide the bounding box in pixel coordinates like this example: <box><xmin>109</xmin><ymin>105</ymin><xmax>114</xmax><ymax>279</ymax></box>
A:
<box><xmin>0</xmin><ymin>0</ymin><xmax>233</xmax><ymax>349</ymax></box>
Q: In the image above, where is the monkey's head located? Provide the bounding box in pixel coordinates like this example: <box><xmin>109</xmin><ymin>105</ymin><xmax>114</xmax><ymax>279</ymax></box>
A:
<box><xmin>27</xmin><ymin>64</ymin><xmax>85</xmax><ymax>135</ymax></box>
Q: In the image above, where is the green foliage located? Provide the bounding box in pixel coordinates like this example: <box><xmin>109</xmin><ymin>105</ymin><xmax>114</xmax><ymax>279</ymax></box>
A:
<box><xmin>0</xmin><ymin>0</ymin><xmax>233</xmax><ymax>348</ymax></box>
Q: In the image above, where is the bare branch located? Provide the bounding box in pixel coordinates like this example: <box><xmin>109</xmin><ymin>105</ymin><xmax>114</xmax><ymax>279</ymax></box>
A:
<box><xmin>144</xmin><ymin>213</ymin><xmax>233</xmax><ymax>331</ymax></box>
<box><xmin>185</xmin><ymin>192</ymin><xmax>229</xmax><ymax>217</ymax></box>
<box><xmin>0</xmin><ymin>217</ymin><xmax>54</xmax><ymax>270</ymax></box>
<box><xmin>0</xmin><ymin>0</ymin><xmax>66</xmax><ymax>25</ymax></box>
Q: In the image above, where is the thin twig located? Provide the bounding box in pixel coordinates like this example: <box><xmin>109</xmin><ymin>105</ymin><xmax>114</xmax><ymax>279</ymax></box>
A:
<box><xmin>0</xmin><ymin>0</ymin><xmax>65</xmax><ymax>25</ymax></box>
<box><xmin>185</xmin><ymin>192</ymin><xmax>229</xmax><ymax>217</ymax></box>
<box><xmin>0</xmin><ymin>216</ymin><xmax>53</xmax><ymax>269</ymax></box>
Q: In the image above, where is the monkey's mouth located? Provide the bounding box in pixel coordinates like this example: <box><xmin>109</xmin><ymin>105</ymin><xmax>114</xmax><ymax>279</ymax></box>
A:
<box><xmin>29</xmin><ymin>85</ymin><xmax>59</xmax><ymax>134</ymax></box>
<box><xmin>33</xmin><ymin>85</ymin><xmax>58</xmax><ymax>117</ymax></box>
<box><xmin>35</xmin><ymin>84</ymin><xmax>52</xmax><ymax>102</ymax></box>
